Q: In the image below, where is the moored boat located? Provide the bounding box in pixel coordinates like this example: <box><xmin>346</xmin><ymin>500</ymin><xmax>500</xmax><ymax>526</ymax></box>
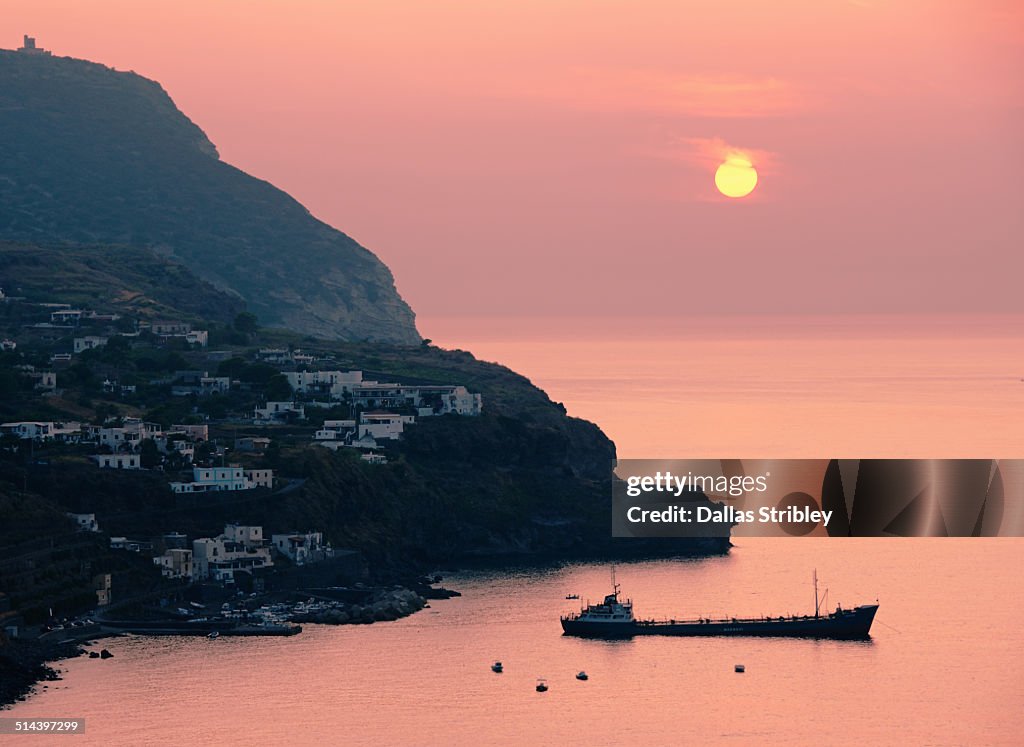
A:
<box><xmin>561</xmin><ymin>570</ymin><xmax>878</xmax><ymax>640</ymax></box>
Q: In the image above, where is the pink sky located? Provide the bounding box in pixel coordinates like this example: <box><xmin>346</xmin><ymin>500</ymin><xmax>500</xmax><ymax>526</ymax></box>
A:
<box><xmin>4</xmin><ymin>1</ymin><xmax>1022</xmax><ymax>324</ymax></box>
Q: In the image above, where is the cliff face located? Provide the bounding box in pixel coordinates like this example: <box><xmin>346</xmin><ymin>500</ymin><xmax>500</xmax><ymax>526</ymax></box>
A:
<box><xmin>0</xmin><ymin>50</ymin><xmax>419</xmax><ymax>344</ymax></box>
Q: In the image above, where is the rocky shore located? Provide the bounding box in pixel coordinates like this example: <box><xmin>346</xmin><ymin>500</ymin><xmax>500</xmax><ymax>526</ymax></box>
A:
<box><xmin>0</xmin><ymin>638</ymin><xmax>83</xmax><ymax>709</ymax></box>
<box><xmin>289</xmin><ymin>587</ymin><xmax>431</xmax><ymax>625</ymax></box>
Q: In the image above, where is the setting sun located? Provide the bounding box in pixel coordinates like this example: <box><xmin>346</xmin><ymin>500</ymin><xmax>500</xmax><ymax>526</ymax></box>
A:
<box><xmin>714</xmin><ymin>156</ymin><xmax>758</xmax><ymax>198</ymax></box>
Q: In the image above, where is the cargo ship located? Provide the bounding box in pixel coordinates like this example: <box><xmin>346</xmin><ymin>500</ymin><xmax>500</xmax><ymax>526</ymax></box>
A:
<box><xmin>560</xmin><ymin>571</ymin><xmax>878</xmax><ymax>640</ymax></box>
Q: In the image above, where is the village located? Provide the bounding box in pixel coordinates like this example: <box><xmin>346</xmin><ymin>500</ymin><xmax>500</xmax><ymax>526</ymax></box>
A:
<box><xmin>0</xmin><ymin>288</ymin><xmax>480</xmax><ymax>638</ymax></box>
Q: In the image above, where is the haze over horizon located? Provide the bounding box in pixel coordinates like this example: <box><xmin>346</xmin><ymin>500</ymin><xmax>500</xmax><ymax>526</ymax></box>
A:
<box><xmin>3</xmin><ymin>1</ymin><xmax>1021</xmax><ymax>326</ymax></box>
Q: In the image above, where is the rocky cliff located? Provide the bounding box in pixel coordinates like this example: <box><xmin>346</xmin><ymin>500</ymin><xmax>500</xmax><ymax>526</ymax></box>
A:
<box><xmin>0</xmin><ymin>50</ymin><xmax>419</xmax><ymax>344</ymax></box>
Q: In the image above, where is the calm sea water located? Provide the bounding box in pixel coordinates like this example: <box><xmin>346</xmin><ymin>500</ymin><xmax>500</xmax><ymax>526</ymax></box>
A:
<box><xmin>422</xmin><ymin>315</ymin><xmax>1024</xmax><ymax>459</ymax></box>
<box><xmin>10</xmin><ymin>541</ymin><xmax>1023</xmax><ymax>745</ymax></box>
<box><xmin>9</xmin><ymin>317</ymin><xmax>1024</xmax><ymax>744</ymax></box>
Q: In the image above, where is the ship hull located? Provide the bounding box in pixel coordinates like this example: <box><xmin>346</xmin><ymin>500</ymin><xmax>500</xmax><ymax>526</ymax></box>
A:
<box><xmin>562</xmin><ymin>604</ymin><xmax>878</xmax><ymax>640</ymax></box>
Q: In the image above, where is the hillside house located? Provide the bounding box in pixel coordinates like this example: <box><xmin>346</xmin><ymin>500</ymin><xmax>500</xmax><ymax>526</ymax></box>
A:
<box><xmin>169</xmin><ymin>466</ymin><xmax>274</xmax><ymax>493</ymax></box>
<box><xmin>254</xmin><ymin>401</ymin><xmax>305</xmax><ymax>422</ymax></box>
<box><xmin>358</xmin><ymin>412</ymin><xmax>415</xmax><ymax>441</ymax></box>
<box><xmin>271</xmin><ymin>531</ymin><xmax>332</xmax><ymax>565</ymax></box>
<box><xmin>90</xmin><ymin>453</ymin><xmax>142</xmax><ymax>470</ymax></box>
<box><xmin>154</xmin><ymin>549</ymin><xmax>193</xmax><ymax>580</ymax></box>
<box><xmin>67</xmin><ymin>512</ymin><xmax>100</xmax><ymax>532</ymax></box>
<box><xmin>73</xmin><ymin>336</ymin><xmax>108</xmax><ymax>353</ymax></box>
<box><xmin>193</xmin><ymin>524</ymin><xmax>273</xmax><ymax>583</ymax></box>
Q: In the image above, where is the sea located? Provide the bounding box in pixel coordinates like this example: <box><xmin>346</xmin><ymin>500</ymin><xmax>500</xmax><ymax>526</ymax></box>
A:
<box><xmin>8</xmin><ymin>314</ymin><xmax>1024</xmax><ymax>745</ymax></box>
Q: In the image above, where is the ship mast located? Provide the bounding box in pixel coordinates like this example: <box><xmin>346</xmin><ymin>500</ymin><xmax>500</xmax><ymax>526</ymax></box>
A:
<box><xmin>814</xmin><ymin>569</ymin><xmax>820</xmax><ymax>618</ymax></box>
<box><xmin>611</xmin><ymin>565</ymin><xmax>620</xmax><ymax>599</ymax></box>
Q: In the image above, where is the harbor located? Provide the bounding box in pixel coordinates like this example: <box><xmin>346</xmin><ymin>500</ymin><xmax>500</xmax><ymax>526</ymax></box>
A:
<box><xmin>6</xmin><ymin>545</ymin><xmax>1018</xmax><ymax>746</ymax></box>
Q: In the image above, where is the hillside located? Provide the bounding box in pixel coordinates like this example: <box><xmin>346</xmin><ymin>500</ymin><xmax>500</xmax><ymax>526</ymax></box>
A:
<box><xmin>0</xmin><ymin>50</ymin><xmax>418</xmax><ymax>344</ymax></box>
<box><xmin>0</xmin><ymin>242</ymin><xmax>244</xmax><ymax>324</ymax></box>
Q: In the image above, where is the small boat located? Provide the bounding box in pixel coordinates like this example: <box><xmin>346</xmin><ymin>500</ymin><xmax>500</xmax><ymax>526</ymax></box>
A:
<box><xmin>536</xmin><ymin>678</ymin><xmax>548</xmax><ymax>692</ymax></box>
<box><xmin>576</xmin><ymin>671</ymin><xmax>588</xmax><ymax>681</ymax></box>
<box><xmin>491</xmin><ymin>661</ymin><xmax>503</xmax><ymax>673</ymax></box>
<box><xmin>735</xmin><ymin>664</ymin><xmax>745</xmax><ymax>673</ymax></box>
<box><xmin>207</xmin><ymin>631</ymin><xmax>219</xmax><ymax>640</ymax></box>
<box><xmin>565</xmin><ymin>594</ymin><xmax>579</xmax><ymax>600</ymax></box>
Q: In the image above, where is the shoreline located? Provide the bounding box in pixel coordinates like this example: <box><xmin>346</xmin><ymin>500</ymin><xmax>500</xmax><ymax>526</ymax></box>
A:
<box><xmin>0</xmin><ymin>638</ymin><xmax>84</xmax><ymax>710</ymax></box>
<box><xmin>0</xmin><ymin>581</ymin><xmax>455</xmax><ymax>710</ymax></box>
<box><xmin>1</xmin><ymin>547</ymin><xmax>729</xmax><ymax>709</ymax></box>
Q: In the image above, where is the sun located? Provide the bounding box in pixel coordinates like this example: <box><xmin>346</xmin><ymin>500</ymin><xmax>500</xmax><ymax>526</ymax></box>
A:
<box><xmin>714</xmin><ymin>156</ymin><xmax>758</xmax><ymax>198</ymax></box>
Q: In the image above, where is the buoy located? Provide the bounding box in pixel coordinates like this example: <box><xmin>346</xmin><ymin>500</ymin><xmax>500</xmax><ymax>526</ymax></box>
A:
<box><xmin>735</xmin><ymin>664</ymin><xmax>745</xmax><ymax>673</ymax></box>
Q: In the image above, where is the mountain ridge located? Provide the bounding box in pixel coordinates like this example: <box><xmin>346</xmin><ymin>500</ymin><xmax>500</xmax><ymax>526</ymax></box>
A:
<box><xmin>0</xmin><ymin>49</ymin><xmax>420</xmax><ymax>344</ymax></box>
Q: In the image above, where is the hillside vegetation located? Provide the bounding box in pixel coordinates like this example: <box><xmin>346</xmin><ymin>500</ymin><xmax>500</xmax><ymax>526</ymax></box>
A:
<box><xmin>0</xmin><ymin>50</ymin><xmax>418</xmax><ymax>343</ymax></box>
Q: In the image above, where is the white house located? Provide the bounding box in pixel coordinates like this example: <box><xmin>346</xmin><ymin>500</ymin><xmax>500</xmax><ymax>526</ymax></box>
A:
<box><xmin>169</xmin><ymin>466</ymin><xmax>273</xmax><ymax>493</ymax></box>
<box><xmin>1</xmin><ymin>421</ymin><xmax>53</xmax><ymax>440</ymax></box>
<box><xmin>256</xmin><ymin>348</ymin><xmax>291</xmax><ymax>364</ymax></box>
<box><xmin>243</xmin><ymin>469</ymin><xmax>274</xmax><ymax>490</ymax></box>
<box><xmin>192</xmin><ymin>524</ymin><xmax>273</xmax><ymax>583</ymax></box>
<box><xmin>254</xmin><ymin>401</ymin><xmax>305</xmax><ymax>422</ymax></box>
<box><xmin>184</xmin><ymin>330</ymin><xmax>209</xmax><ymax>347</ymax></box>
<box><xmin>270</xmin><ymin>531</ymin><xmax>331</xmax><ymax>566</ymax></box>
<box><xmin>285</xmin><ymin>371</ymin><xmax>481</xmax><ymax>415</ymax></box>
<box><xmin>153</xmin><ymin>549</ymin><xmax>193</xmax><ymax>580</ymax></box>
<box><xmin>67</xmin><ymin>512</ymin><xmax>100</xmax><ymax>532</ymax></box>
<box><xmin>170</xmin><ymin>424</ymin><xmax>209</xmax><ymax>442</ymax></box>
<box><xmin>361</xmin><ymin>453</ymin><xmax>388</xmax><ymax>465</ymax></box>
<box><xmin>51</xmin><ymin>309</ymin><xmax>83</xmax><ymax>325</ymax></box>
<box><xmin>170</xmin><ymin>466</ymin><xmax>247</xmax><ymax>493</ymax></box>
<box><xmin>286</xmin><ymin>370</ymin><xmax>364</xmax><ymax>398</ymax></box>
<box><xmin>151</xmin><ymin>321</ymin><xmax>191</xmax><ymax>335</ymax></box>
<box><xmin>29</xmin><ymin>371</ymin><xmax>57</xmax><ymax>391</ymax></box>
<box><xmin>90</xmin><ymin>453</ymin><xmax>141</xmax><ymax>470</ymax></box>
<box><xmin>314</xmin><ymin>419</ymin><xmax>356</xmax><ymax>441</ymax></box>
<box><xmin>224</xmin><ymin>523</ymin><xmax>264</xmax><ymax>547</ymax></box>
<box><xmin>2</xmin><ymin>421</ymin><xmax>82</xmax><ymax>442</ymax></box>
<box><xmin>172</xmin><ymin>376</ymin><xmax>229</xmax><ymax>396</ymax></box>
<box><xmin>50</xmin><ymin>422</ymin><xmax>83</xmax><ymax>442</ymax></box>
<box><xmin>351</xmin><ymin>383</ymin><xmax>482</xmax><ymax>416</ymax></box>
<box><xmin>156</xmin><ymin>436</ymin><xmax>195</xmax><ymax>463</ymax></box>
<box><xmin>149</xmin><ymin>322</ymin><xmax>208</xmax><ymax>347</ymax></box>
<box><xmin>73</xmin><ymin>336</ymin><xmax>108</xmax><ymax>354</ymax></box>
<box><xmin>359</xmin><ymin>412</ymin><xmax>415</xmax><ymax>441</ymax></box>
<box><xmin>87</xmin><ymin>419</ymin><xmax>163</xmax><ymax>452</ymax></box>
<box><xmin>234</xmin><ymin>436</ymin><xmax>271</xmax><ymax>452</ymax></box>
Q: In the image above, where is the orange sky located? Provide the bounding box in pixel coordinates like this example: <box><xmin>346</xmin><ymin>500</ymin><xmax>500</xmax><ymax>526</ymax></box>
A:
<box><xmin>3</xmin><ymin>1</ymin><xmax>1022</xmax><ymax>323</ymax></box>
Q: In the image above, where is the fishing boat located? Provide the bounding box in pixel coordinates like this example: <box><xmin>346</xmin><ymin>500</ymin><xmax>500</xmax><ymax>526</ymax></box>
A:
<box><xmin>561</xmin><ymin>570</ymin><xmax>878</xmax><ymax>640</ymax></box>
<box><xmin>565</xmin><ymin>594</ymin><xmax>579</xmax><ymax>600</ymax></box>
<box><xmin>576</xmin><ymin>671</ymin><xmax>589</xmax><ymax>681</ymax></box>
<box><xmin>536</xmin><ymin>678</ymin><xmax>548</xmax><ymax>692</ymax></box>
<box><xmin>491</xmin><ymin>661</ymin><xmax>503</xmax><ymax>673</ymax></box>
